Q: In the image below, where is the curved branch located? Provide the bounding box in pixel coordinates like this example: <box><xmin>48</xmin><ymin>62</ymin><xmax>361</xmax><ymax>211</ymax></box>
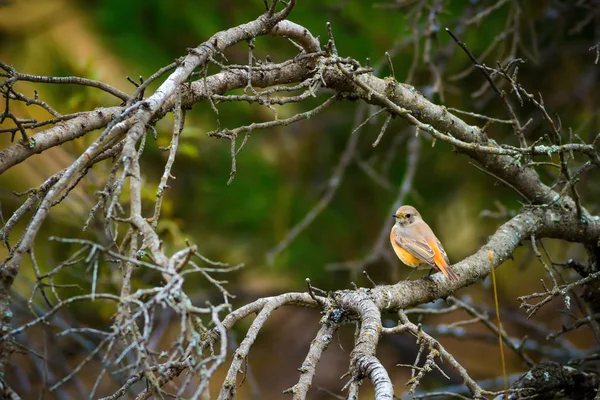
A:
<box><xmin>216</xmin><ymin>292</ymin><xmax>322</xmax><ymax>399</ymax></box>
<box><xmin>268</xmin><ymin>19</ymin><xmax>321</xmax><ymax>53</ymax></box>
<box><xmin>334</xmin><ymin>292</ymin><xmax>393</xmax><ymax>399</ymax></box>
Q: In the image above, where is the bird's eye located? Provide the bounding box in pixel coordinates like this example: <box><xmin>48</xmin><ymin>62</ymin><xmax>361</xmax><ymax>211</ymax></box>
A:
<box><xmin>405</xmin><ymin>213</ymin><xmax>411</xmax><ymax>218</ymax></box>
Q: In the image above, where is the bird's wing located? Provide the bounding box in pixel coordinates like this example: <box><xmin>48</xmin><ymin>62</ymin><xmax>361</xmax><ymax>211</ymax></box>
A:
<box><xmin>430</xmin><ymin>238</ymin><xmax>459</xmax><ymax>280</ymax></box>
<box><xmin>434</xmin><ymin>239</ymin><xmax>451</xmax><ymax>266</ymax></box>
<box><xmin>393</xmin><ymin>228</ymin><xmax>435</xmax><ymax>266</ymax></box>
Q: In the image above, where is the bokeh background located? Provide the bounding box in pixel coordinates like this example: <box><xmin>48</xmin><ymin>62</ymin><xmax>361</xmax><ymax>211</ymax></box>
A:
<box><xmin>1</xmin><ymin>0</ymin><xmax>599</xmax><ymax>398</ymax></box>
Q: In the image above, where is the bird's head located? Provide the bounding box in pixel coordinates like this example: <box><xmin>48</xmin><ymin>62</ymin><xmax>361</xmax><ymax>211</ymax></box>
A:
<box><xmin>392</xmin><ymin>205</ymin><xmax>421</xmax><ymax>226</ymax></box>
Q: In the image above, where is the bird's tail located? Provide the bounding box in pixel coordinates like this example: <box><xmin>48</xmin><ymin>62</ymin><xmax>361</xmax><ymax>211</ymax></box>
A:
<box><xmin>438</xmin><ymin>264</ymin><xmax>459</xmax><ymax>281</ymax></box>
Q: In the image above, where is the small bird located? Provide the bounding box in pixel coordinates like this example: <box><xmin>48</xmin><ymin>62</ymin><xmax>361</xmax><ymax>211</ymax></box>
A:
<box><xmin>390</xmin><ymin>205</ymin><xmax>459</xmax><ymax>281</ymax></box>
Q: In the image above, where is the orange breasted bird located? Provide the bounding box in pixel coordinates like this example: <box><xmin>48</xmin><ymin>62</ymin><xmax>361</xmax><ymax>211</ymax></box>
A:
<box><xmin>390</xmin><ymin>205</ymin><xmax>459</xmax><ymax>281</ymax></box>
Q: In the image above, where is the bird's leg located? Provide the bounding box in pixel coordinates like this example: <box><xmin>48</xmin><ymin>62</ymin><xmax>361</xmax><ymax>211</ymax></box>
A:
<box><xmin>422</xmin><ymin>268</ymin><xmax>435</xmax><ymax>282</ymax></box>
<box><xmin>404</xmin><ymin>268</ymin><xmax>418</xmax><ymax>281</ymax></box>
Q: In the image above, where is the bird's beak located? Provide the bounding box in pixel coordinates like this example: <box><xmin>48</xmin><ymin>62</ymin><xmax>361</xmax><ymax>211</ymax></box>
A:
<box><xmin>392</xmin><ymin>214</ymin><xmax>398</xmax><ymax>218</ymax></box>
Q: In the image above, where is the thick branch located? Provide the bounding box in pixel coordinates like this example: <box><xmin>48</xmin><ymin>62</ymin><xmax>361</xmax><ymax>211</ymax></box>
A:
<box><xmin>511</xmin><ymin>361</ymin><xmax>600</xmax><ymax>399</ymax></box>
<box><xmin>0</xmin><ymin>107</ymin><xmax>121</xmax><ymax>174</ymax></box>
<box><xmin>0</xmin><ymin>20</ymin><xmax>319</xmax><ymax>175</ymax></box>
<box><xmin>320</xmin><ymin>68</ymin><xmax>576</xmax><ymax>207</ymax></box>
<box><xmin>333</xmin><ymin>293</ymin><xmax>393</xmax><ymax>399</ymax></box>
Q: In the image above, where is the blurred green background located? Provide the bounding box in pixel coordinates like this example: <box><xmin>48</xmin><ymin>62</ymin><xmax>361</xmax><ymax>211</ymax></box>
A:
<box><xmin>1</xmin><ymin>0</ymin><xmax>599</xmax><ymax>398</ymax></box>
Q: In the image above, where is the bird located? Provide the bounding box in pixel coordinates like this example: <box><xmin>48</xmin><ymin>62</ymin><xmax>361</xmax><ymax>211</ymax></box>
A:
<box><xmin>390</xmin><ymin>205</ymin><xmax>459</xmax><ymax>281</ymax></box>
